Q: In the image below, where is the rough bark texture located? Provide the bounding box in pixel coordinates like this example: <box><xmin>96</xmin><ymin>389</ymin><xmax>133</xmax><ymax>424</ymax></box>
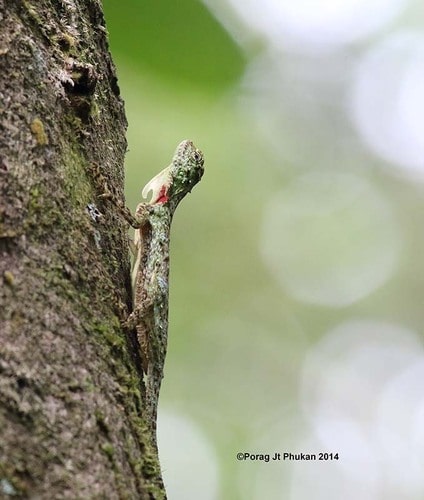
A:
<box><xmin>0</xmin><ymin>1</ymin><xmax>165</xmax><ymax>498</ymax></box>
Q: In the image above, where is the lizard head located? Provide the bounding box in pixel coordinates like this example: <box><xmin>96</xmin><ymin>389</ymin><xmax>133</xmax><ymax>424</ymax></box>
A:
<box><xmin>167</xmin><ymin>140</ymin><xmax>204</xmax><ymax>207</ymax></box>
<box><xmin>141</xmin><ymin>140</ymin><xmax>204</xmax><ymax>207</ymax></box>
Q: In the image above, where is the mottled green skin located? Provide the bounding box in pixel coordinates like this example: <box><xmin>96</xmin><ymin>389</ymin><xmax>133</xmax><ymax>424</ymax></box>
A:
<box><xmin>127</xmin><ymin>140</ymin><xmax>204</xmax><ymax>436</ymax></box>
<box><xmin>167</xmin><ymin>140</ymin><xmax>205</xmax><ymax>212</ymax></box>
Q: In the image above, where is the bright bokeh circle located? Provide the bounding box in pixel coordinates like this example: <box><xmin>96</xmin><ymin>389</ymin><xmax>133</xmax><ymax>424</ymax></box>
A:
<box><xmin>261</xmin><ymin>173</ymin><xmax>401</xmax><ymax>307</ymax></box>
<box><xmin>351</xmin><ymin>32</ymin><xmax>424</xmax><ymax>175</ymax></box>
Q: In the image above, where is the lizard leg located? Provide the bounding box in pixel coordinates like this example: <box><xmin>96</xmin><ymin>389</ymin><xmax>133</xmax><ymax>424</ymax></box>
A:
<box><xmin>89</xmin><ymin>163</ymin><xmax>150</xmax><ymax>228</ymax></box>
<box><xmin>115</xmin><ymin>201</ymin><xmax>152</xmax><ymax>229</ymax></box>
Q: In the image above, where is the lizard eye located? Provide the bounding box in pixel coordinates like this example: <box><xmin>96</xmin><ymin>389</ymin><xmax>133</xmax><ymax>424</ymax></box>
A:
<box><xmin>192</xmin><ymin>150</ymin><xmax>203</xmax><ymax>165</ymax></box>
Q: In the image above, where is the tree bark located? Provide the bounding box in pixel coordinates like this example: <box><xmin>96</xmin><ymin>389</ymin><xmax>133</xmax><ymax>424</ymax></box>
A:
<box><xmin>0</xmin><ymin>1</ymin><xmax>165</xmax><ymax>498</ymax></box>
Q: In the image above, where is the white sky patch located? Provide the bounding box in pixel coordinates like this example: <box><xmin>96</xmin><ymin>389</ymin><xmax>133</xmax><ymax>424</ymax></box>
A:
<box><xmin>207</xmin><ymin>0</ymin><xmax>408</xmax><ymax>53</ymax></box>
<box><xmin>260</xmin><ymin>173</ymin><xmax>401</xmax><ymax>307</ymax></box>
<box><xmin>350</xmin><ymin>32</ymin><xmax>424</xmax><ymax>176</ymax></box>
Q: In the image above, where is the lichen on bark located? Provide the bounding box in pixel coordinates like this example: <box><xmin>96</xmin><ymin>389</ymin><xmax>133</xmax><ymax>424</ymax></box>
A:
<box><xmin>0</xmin><ymin>1</ymin><xmax>165</xmax><ymax>498</ymax></box>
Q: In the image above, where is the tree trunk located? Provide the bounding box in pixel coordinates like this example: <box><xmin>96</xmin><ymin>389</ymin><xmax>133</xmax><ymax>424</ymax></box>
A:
<box><xmin>0</xmin><ymin>1</ymin><xmax>165</xmax><ymax>498</ymax></box>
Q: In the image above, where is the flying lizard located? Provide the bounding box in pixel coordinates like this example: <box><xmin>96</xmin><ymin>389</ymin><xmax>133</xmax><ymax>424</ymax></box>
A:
<box><xmin>97</xmin><ymin>140</ymin><xmax>204</xmax><ymax>430</ymax></box>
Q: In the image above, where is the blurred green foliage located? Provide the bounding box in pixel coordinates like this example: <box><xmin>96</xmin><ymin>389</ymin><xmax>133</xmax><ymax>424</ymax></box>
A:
<box><xmin>102</xmin><ymin>0</ymin><xmax>245</xmax><ymax>93</ymax></box>
<box><xmin>100</xmin><ymin>2</ymin><xmax>424</xmax><ymax>499</ymax></box>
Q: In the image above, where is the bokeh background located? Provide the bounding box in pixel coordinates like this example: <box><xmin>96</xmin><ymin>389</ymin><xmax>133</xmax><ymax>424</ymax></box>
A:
<box><xmin>102</xmin><ymin>1</ymin><xmax>424</xmax><ymax>498</ymax></box>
